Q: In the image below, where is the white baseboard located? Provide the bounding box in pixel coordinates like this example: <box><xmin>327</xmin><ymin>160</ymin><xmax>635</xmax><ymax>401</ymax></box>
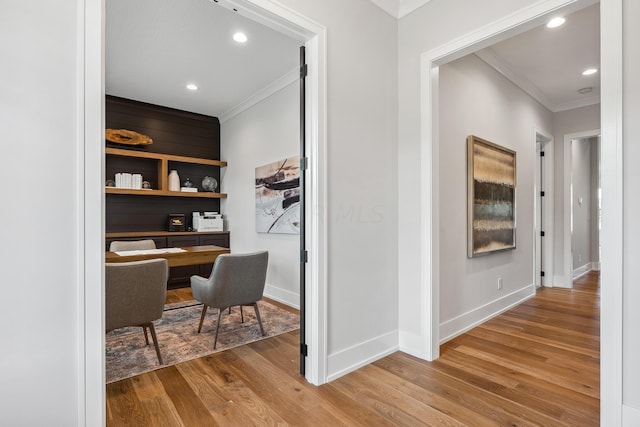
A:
<box><xmin>439</xmin><ymin>284</ymin><xmax>535</xmax><ymax>344</ymax></box>
<box><xmin>572</xmin><ymin>262</ymin><xmax>592</xmax><ymax>279</ymax></box>
<box><xmin>399</xmin><ymin>330</ymin><xmax>429</xmax><ymax>360</ymax></box>
<box><xmin>552</xmin><ymin>274</ymin><xmax>572</xmax><ymax>288</ymax></box>
<box><xmin>591</xmin><ymin>261</ymin><xmax>601</xmax><ymax>271</ymax></box>
<box><xmin>264</xmin><ymin>283</ymin><xmax>299</xmax><ymax>309</ymax></box>
<box><xmin>623</xmin><ymin>404</ymin><xmax>640</xmax><ymax>426</ymax></box>
<box><xmin>327</xmin><ymin>330</ymin><xmax>398</xmax><ymax>382</ymax></box>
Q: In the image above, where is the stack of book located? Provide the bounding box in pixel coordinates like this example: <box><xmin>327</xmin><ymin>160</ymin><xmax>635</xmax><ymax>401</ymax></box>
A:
<box><xmin>115</xmin><ymin>173</ymin><xmax>143</xmax><ymax>189</ymax></box>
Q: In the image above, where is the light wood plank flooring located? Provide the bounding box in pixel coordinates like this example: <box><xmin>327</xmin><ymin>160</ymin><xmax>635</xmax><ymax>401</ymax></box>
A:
<box><xmin>107</xmin><ymin>272</ymin><xmax>600</xmax><ymax>426</ymax></box>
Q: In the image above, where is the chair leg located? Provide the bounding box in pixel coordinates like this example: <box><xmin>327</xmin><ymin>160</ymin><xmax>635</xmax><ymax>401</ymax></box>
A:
<box><xmin>146</xmin><ymin>322</ymin><xmax>163</xmax><ymax>365</ymax></box>
<box><xmin>213</xmin><ymin>308</ymin><xmax>223</xmax><ymax>349</ymax></box>
<box><xmin>198</xmin><ymin>305</ymin><xmax>208</xmax><ymax>333</ymax></box>
<box><xmin>142</xmin><ymin>325</ymin><xmax>150</xmax><ymax>345</ymax></box>
<box><xmin>252</xmin><ymin>303</ymin><xmax>265</xmax><ymax>336</ymax></box>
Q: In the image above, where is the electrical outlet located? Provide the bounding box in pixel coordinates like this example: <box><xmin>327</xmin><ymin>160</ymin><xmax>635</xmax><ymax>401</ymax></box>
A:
<box><xmin>497</xmin><ymin>278</ymin><xmax>503</xmax><ymax>290</ymax></box>
<box><xmin>578</xmin><ymin>254</ymin><xmax>582</xmax><ymax>262</ymax></box>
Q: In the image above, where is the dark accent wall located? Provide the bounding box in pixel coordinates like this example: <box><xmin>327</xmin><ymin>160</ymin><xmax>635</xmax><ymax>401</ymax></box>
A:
<box><xmin>105</xmin><ymin>95</ymin><xmax>220</xmax><ymax>159</ymax></box>
<box><xmin>106</xmin><ymin>96</ymin><xmax>222</xmax><ymax>233</ymax></box>
<box><xmin>106</xmin><ymin>194</ymin><xmax>221</xmax><ymax>232</ymax></box>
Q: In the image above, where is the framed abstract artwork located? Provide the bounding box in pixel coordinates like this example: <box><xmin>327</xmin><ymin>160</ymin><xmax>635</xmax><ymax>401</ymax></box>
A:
<box><xmin>467</xmin><ymin>135</ymin><xmax>516</xmax><ymax>257</ymax></box>
<box><xmin>255</xmin><ymin>156</ymin><xmax>300</xmax><ymax>234</ymax></box>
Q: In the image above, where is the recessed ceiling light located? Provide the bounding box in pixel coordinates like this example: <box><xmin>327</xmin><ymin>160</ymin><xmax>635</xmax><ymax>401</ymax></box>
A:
<box><xmin>233</xmin><ymin>32</ymin><xmax>248</xmax><ymax>43</ymax></box>
<box><xmin>546</xmin><ymin>17</ymin><xmax>566</xmax><ymax>28</ymax></box>
<box><xmin>582</xmin><ymin>68</ymin><xmax>598</xmax><ymax>76</ymax></box>
<box><xmin>186</xmin><ymin>83</ymin><xmax>198</xmax><ymax>91</ymax></box>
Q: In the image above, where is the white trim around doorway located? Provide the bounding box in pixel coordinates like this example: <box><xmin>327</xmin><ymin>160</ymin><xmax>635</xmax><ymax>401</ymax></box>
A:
<box><xmin>561</xmin><ymin>129</ymin><xmax>601</xmax><ymax>289</ymax></box>
<box><xmin>417</xmin><ymin>0</ymin><xmax>600</xmax><ymax>360</ymax></box>
<box><xmin>534</xmin><ymin>128</ymin><xmax>554</xmax><ymax>289</ymax></box>
<box><xmin>600</xmin><ymin>0</ymin><xmax>623</xmax><ymax>423</ymax></box>
<box><xmin>82</xmin><ymin>0</ymin><xmax>329</xmax><ymax>423</ymax></box>
<box><xmin>417</xmin><ymin>0</ymin><xmax>622</xmax><ymax>425</ymax></box>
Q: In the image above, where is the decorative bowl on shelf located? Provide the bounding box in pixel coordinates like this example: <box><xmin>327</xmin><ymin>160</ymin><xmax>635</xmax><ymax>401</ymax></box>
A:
<box><xmin>201</xmin><ymin>176</ymin><xmax>218</xmax><ymax>192</ymax></box>
<box><xmin>105</xmin><ymin>129</ymin><xmax>153</xmax><ymax>145</ymax></box>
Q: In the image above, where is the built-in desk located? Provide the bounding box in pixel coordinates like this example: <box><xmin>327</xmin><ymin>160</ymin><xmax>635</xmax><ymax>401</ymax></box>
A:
<box><xmin>106</xmin><ymin>245</ymin><xmax>229</xmax><ymax>268</ymax></box>
<box><xmin>105</xmin><ymin>231</ymin><xmax>230</xmax><ymax>288</ymax></box>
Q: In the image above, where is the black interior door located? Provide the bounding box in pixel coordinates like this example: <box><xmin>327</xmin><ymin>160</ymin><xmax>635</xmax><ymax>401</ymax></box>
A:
<box><xmin>299</xmin><ymin>45</ymin><xmax>307</xmax><ymax>376</ymax></box>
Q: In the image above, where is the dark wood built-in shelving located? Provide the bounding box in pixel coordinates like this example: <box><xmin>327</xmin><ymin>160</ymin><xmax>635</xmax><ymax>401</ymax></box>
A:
<box><xmin>105</xmin><ymin>147</ymin><xmax>227</xmax><ymax>198</ymax></box>
<box><xmin>105</xmin><ymin>96</ymin><xmax>230</xmax><ymax>288</ymax></box>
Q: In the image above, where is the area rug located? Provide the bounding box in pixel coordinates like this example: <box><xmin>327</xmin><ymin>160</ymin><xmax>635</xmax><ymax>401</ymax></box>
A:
<box><xmin>106</xmin><ymin>300</ymin><xmax>299</xmax><ymax>383</ymax></box>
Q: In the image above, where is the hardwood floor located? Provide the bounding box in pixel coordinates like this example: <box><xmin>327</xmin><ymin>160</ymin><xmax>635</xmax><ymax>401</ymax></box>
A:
<box><xmin>164</xmin><ymin>287</ymin><xmax>195</xmax><ymax>305</ymax></box>
<box><xmin>108</xmin><ymin>272</ymin><xmax>600</xmax><ymax>426</ymax></box>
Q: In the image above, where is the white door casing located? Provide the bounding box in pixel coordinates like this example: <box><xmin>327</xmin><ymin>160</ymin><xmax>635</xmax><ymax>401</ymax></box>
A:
<box><xmin>417</xmin><ymin>0</ymin><xmax>622</xmax><ymax>425</ymax></box>
<box><xmin>81</xmin><ymin>0</ymin><xmax>329</xmax><ymax>423</ymax></box>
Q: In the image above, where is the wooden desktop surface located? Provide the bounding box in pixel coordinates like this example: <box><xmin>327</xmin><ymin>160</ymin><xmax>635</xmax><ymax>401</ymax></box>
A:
<box><xmin>105</xmin><ymin>245</ymin><xmax>230</xmax><ymax>267</ymax></box>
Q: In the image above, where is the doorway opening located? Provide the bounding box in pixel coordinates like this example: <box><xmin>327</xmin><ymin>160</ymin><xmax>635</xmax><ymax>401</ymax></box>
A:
<box><xmin>564</xmin><ymin>130</ymin><xmax>601</xmax><ymax>288</ymax></box>
<box><xmin>417</xmin><ymin>0</ymin><xmax>622</xmax><ymax>421</ymax></box>
<box><xmin>415</xmin><ymin>0</ymin><xmax>605</xmax><ymax>361</ymax></box>
<box><xmin>83</xmin><ymin>0</ymin><xmax>328</xmax><ymax>419</ymax></box>
<box><xmin>535</xmin><ymin>130</ymin><xmax>553</xmax><ymax>289</ymax></box>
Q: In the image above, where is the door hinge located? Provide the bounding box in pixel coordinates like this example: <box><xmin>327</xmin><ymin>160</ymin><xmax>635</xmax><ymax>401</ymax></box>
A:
<box><xmin>300</xmin><ymin>64</ymin><xmax>308</xmax><ymax>78</ymax></box>
<box><xmin>540</xmin><ymin>151</ymin><xmax>545</xmax><ymax>157</ymax></box>
<box><xmin>301</xmin><ymin>250</ymin><xmax>308</xmax><ymax>263</ymax></box>
<box><xmin>541</xmin><ymin>231</ymin><xmax>545</xmax><ymax>237</ymax></box>
<box><xmin>300</xmin><ymin>343</ymin><xmax>308</xmax><ymax>357</ymax></box>
<box><xmin>300</xmin><ymin>156</ymin><xmax>309</xmax><ymax>171</ymax></box>
<box><xmin>540</xmin><ymin>191</ymin><xmax>545</xmax><ymax>197</ymax></box>
<box><xmin>541</xmin><ymin>271</ymin><xmax>545</xmax><ymax>277</ymax></box>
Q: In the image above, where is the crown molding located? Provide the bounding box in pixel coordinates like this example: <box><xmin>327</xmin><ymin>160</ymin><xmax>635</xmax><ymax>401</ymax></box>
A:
<box><xmin>368</xmin><ymin>0</ymin><xmax>433</xmax><ymax>19</ymax></box>
<box><xmin>475</xmin><ymin>48</ymin><xmax>600</xmax><ymax>113</ymax></box>
<box><xmin>219</xmin><ymin>67</ymin><xmax>298</xmax><ymax>123</ymax></box>
<box><xmin>475</xmin><ymin>48</ymin><xmax>555</xmax><ymax>111</ymax></box>
<box><xmin>554</xmin><ymin>95</ymin><xmax>600</xmax><ymax>112</ymax></box>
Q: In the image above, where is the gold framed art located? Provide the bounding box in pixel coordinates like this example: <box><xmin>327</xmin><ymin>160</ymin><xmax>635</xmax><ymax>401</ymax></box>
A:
<box><xmin>467</xmin><ymin>135</ymin><xmax>516</xmax><ymax>257</ymax></box>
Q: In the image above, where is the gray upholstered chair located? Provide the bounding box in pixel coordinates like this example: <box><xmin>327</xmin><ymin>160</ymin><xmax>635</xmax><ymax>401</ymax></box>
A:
<box><xmin>190</xmin><ymin>251</ymin><xmax>269</xmax><ymax>349</ymax></box>
<box><xmin>105</xmin><ymin>258</ymin><xmax>169</xmax><ymax>364</ymax></box>
<box><xmin>109</xmin><ymin>239</ymin><xmax>157</xmax><ymax>252</ymax></box>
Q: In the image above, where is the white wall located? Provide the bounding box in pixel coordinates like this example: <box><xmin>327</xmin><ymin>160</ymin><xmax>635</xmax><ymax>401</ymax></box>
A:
<box><xmin>0</xmin><ymin>1</ymin><xmax>82</xmax><ymax>425</ymax></box>
<box><xmin>623</xmin><ymin>0</ymin><xmax>640</xmax><ymax>418</ymax></box>
<box><xmin>438</xmin><ymin>54</ymin><xmax>551</xmax><ymax>340</ymax></box>
<box><xmin>221</xmin><ymin>83</ymin><xmax>300</xmax><ymax>308</ymax></box>
<box><xmin>551</xmin><ymin>104</ymin><xmax>600</xmax><ymax>283</ymax></box>
<box><xmin>571</xmin><ymin>137</ymin><xmax>593</xmax><ymax>274</ymax></box>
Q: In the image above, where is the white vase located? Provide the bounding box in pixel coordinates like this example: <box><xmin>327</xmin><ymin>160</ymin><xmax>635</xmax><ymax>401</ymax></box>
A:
<box><xmin>168</xmin><ymin>170</ymin><xmax>180</xmax><ymax>191</ymax></box>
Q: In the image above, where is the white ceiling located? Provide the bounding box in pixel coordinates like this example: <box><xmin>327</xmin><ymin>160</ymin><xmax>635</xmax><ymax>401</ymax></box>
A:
<box><xmin>106</xmin><ymin>0</ymin><xmax>600</xmax><ymax>119</ymax></box>
<box><xmin>476</xmin><ymin>3</ymin><xmax>600</xmax><ymax>112</ymax></box>
<box><xmin>106</xmin><ymin>0</ymin><xmax>301</xmax><ymax>119</ymax></box>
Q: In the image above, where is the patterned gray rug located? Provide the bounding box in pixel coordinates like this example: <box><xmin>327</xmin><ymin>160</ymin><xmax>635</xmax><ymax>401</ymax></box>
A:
<box><xmin>106</xmin><ymin>300</ymin><xmax>299</xmax><ymax>383</ymax></box>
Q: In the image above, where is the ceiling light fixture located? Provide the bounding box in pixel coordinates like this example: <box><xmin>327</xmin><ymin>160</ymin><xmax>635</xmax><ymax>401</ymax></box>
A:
<box><xmin>186</xmin><ymin>83</ymin><xmax>198</xmax><ymax>91</ymax></box>
<box><xmin>233</xmin><ymin>32</ymin><xmax>248</xmax><ymax>43</ymax></box>
<box><xmin>582</xmin><ymin>68</ymin><xmax>598</xmax><ymax>76</ymax></box>
<box><xmin>546</xmin><ymin>17</ymin><xmax>566</xmax><ymax>28</ymax></box>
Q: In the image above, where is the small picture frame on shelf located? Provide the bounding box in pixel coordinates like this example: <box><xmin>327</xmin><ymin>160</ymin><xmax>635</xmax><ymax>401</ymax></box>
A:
<box><xmin>168</xmin><ymin>213</ymin><xmax>186</xmax><ymax>232</ymax></box>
